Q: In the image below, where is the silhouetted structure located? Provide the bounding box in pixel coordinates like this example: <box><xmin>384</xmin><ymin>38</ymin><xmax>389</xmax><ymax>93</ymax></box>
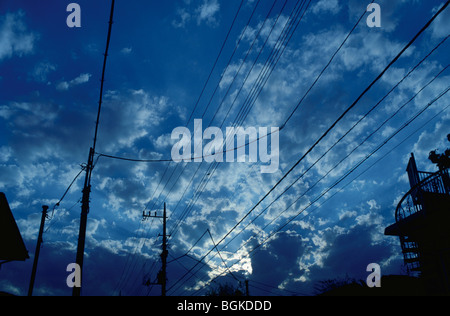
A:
<box><xmin>385</xmin><ymin>141</ymin><xmax>450</xmax><ymax>295</ymax></box>
<box><xmin>0</xmin><ymin>192</ymin><xmax>29</xmax><ymax>267</ymax></box>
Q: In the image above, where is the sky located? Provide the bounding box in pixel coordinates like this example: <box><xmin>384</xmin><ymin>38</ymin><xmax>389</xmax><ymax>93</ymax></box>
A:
<box><xmin>0</xmin><ymin>0</ymin><xmax>449</xmax><ymax>296</ymax></box>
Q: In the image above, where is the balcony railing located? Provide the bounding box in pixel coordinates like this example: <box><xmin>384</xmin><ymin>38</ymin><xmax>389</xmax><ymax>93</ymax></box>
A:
<box><xmin>395</xmin><ymin>168</ymin><xmax>450</xmax><ymax>222</ymax></box>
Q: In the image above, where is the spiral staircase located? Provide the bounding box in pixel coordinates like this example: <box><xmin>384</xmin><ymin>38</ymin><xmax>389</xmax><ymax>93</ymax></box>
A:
<box><xmin>385</xmin><ymin>153</ymin><xmax>450</xmax><ymax>293</ymax></box>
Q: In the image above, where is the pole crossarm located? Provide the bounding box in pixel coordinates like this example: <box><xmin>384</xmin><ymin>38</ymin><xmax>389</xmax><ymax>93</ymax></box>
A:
<box><xmin>142</xmin><ymin>203</ymin><xmax>168</xmax><ymax>296</ymax></box>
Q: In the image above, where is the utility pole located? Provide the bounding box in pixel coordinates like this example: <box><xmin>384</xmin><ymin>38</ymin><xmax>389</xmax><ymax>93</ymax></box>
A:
<box><xmin>143</xmin><ymin>203</ymin><xmax>168</xmax><ymax>296</ymax></box>
<box><xmin>161</xmin><ymin>203</ymin><xmax>168</xmax><ymax>296</ymax></box>
<box><xmin>72</xmin><ymin>0</ymin><xmax>115</xmax><ymax>296</ymax></box>
<box><xmin>28</xmin><ymin>205</ymin><xmax>49</xmax><ymax>296</ymax></box>
<box><xmin>72</xmin><ymin>148</ymin><xmax>94</xmax><ymax>297</ymax></box>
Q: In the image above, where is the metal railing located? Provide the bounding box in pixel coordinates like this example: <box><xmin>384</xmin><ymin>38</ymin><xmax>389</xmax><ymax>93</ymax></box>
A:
<box><xmin>395</xmin><ymin>168</ymin><xmax>450</xmax><ymax>222</ymax></box>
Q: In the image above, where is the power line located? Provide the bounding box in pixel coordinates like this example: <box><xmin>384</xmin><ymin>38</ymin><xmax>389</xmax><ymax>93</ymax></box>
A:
<box><xmin>113</xmin><ymin>219</ymin><xmax>159</xmax><ymax>295</ymax></box>
<box><xmin>165</xmin><ymin>4</ymin><xmax>449</xmax><ymax>294</ymax></box>
<box><xmin>293</xmin><ymin>102</ymin><xmax>450</xmax><ymax>229</ymax></box>
<box><xmin>45</xmin><ymin>165</ymin><xmax>85</xmax><ymax>222</ymax></box>
<box><xmin>140</xmin><ymin>0</ymin><xmax>249</xmax><ymax>217</ymax></box>
<box><xmin>96</xmin><ymin>153</ymin><xmax>171</xmax><ymax>163</ymax></box>
<box><xmin>190</xmin><ymin>95</ymin><xmax>450</xmax><ymax>296</ymax></box>
<box><xmin>167</xmin><ymin>0</ymin><xmax>291</xmax><ymax>238</ymax></box>
<box><xmin>147</xmin><ymin>0</ymin><xmax>269</xmax><ymax>222</ymax></box>
<box><xmin>170</xmin><ymin>0</ymin><xmax>371</xmax><ymax>247</ymax></box>
<box><xmin>209</xmin><ymin>63</ymin><xmax>450</xmax><ymax>293</ymax></box>
<box><xmin>239</xmin><ymin>76</ymin><xmax>450</xmax><ymax>256</ymax></box>
<box><xmin>245</xmin><ymin>85</ymin><xmax>450</xmax><ymax>259</ymax></box>
<box><xmin>105</xmin><ymin>30</ymin><xmax>449</xmax><ymax>295</ymax></box>
<box><xmin>219</xmin><ymin>39</ymin><xmax>450</xmax><ymax>253</ymax></box>
<box><xmin>207</xmin><ymin>229</ymin><xmax>240</xmax><ymax>282</ymax></box>
<box><xmin>216</xmin><ymin>0</ymin><xmax>449</xmax><ymax>253</ymax></box>
<box><xmin>111</xmin><ymin>1</ymin><xmax>250</xmax><ymax>294</ymax></box>
<box><xmin>194</xmin><ymin>88</ymin><xmax>450</xmax><ymax>296</ymax></box>
<box><xmin>96</xmin><ymin>0</ymin><xmax>359</xmax><ymax>260</ymax></box>
<box><xmin>168</xmin><ymin>0</ymin><xmax>310</xmax><ymax>244</ymax></box>
<box><xmin>73</xmin><ymin>0</ymin><xmax>116</xmax><ymax>296</ymax></box>
<box><xmin>106</xmin><ymin>1</ymin><xmax>310</xmax><ymax>242</ymax></box>
<box><xmin>186</xmin><ymin>0</ymin><xmax>246</xmax><ymax>127</ymax></box>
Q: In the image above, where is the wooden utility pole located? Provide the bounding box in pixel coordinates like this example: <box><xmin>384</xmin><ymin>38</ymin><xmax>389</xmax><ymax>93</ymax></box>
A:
<box><xmin>72</xmin><ymin>148</ymin><xmax>94</xmax><ymax>297</ymax></box>
<box><xmin>28</xmin><ymin>205</ymin><xmax>48</xmax><ymax>296</ymax></box>
<box><xmin>161</xmin><ymin>203</ymin><xmax>168</xmax><ymax>296</ymax></box>
<box><xmin>72</xmin><ymin>0</ymin><xmax>115</xmax><ymax>296</ymax></box>
<box><xmin>143</xmin><ymin>203</ymin><xmax>168</xmax><ymax>296</ymax></box>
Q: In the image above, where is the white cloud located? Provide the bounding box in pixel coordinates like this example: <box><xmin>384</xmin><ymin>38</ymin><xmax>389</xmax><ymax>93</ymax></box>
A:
<box><xmin>0</xmin><ymin>105</ymin><xmax>13</xmax><ymax>120</ymax></box>
<box><xmin>1</xmin><ymin>102</ymin><xmax>59</xmax><ymax>129</ymax></box>
<box><xmin>16</xmin><ymin>213</ymin><xmax>42</xmax><ymax>241</ymax></box>
<box><xmin>99</xmin><ymin>89</ymin><xmax>172</xmax><ymax>153</ymax></box>
<box><xmin>312</xmin><ymin>0</ymin><xmax>341</xmax><ymax>15</ymax></box>
<box><xmin>57</xmin><ymin>73</ymin><xmax>92</xmax><ymax>91</ymax></box>
<box><xmin>197</xmin><ymin>0</ymin><xmax>220</xmax><ymax>25</ymax></box>
<box><xmin>339</xmin><ymin>31</ymin><xmax>405</xmax><ymax>73</ymax></box>
<box><xmin>32</xmin><ymin>61</ymin><xmax>57</xmax><ymax>83</ymax></box>
<box><xmin>71</xmin><ymin>73</ymin><xmax>91</xmax><ymax>85</ymax></box>
<box><xmin>172</xmin><ymin>0</ymin><xmax>220</xmax><ymax>28</ymax></box>
<box><xmin>153</xmin><ymin>133</ymin><xmax>174</xmax><ymax>149</ymax></box>
<box><xmin>56</xmin><ymin>81</ymin><xmax>70</xmax><ymax>91</ymax></box>
<box><xmin>0</xmin><ymin>146</ymin><xmax>12</xmax><ymax>163</ymax></box>
<box><xmin>173</xmin><ymin>8</ymin><xmax>192</xmax><ymax>28</ymax></box>
<box><xmin>120</xmin><ymin>47</ymin><xmax>132</xmax><ymax>54</ymax></box>
<box><xmin>0</xmin><ymin>11</ymin><xmax>37</xmax><ymax>61</ymax></box>
<box><xmin>366</xmin><ymin>199</ymin><xmax>381</xmax><ymax>210</ymax></box>
<box><xmin>412</xmin><ymin>115</ymin><xmax>450</xmax><ymax>167</ymax></box>
<box><xmin>338</xmin><ymin>210</ymin><xmax>357</xmax><ymax>220</ymax></box>
<box><xmin>431</xmin><ymin>4</ymin><xmax>450</xmax><ymax>39</ymax></box>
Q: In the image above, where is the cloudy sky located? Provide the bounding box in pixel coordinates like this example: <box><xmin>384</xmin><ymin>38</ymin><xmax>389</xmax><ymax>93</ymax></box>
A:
<box><xmin>0</xmin><ymin>0</ymin><xmax>449</xmax><ymax>296</ymax></box>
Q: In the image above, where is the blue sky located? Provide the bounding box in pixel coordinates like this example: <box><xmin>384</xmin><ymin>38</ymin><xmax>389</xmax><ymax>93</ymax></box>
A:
<box><xmin>0</xmin><ymin>0</ymin><xmax>449</xmax><ymax>296</ymax></box>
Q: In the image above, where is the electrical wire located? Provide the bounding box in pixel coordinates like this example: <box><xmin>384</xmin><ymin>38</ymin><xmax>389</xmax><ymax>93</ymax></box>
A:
<box><xmin>219</xmin><ymin>42</ymin><xmax>450</xmax><ymax>253</ymax></box>
<box><xmin>245</xmin><ymin>87</ymin><xmax>450</xmax><ymax>258</ymax></box>
<box><xmin>165</xmin><ymin>4</ymin><xmax>450</xmax><ymax>294</ymax></box>
<box><xmin>187</xmin><ymin>87</ymin><xmax>450</xmax><ymax>296</ymax></box>
<box><xmin>112</xmin><ymin>1</ymin><xmax>250</xmax><ymax>294</ymax></box>
<box><xmin>167</xmin><ymin>0</ymin><xmax>310</xmax><ymax>245</ymax></box>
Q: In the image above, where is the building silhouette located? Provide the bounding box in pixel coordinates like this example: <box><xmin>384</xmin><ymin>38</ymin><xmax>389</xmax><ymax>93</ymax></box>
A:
<box><xmin>0</xmin><ymin>192</ymin><xmax>29</xmax><ymax>265</ymax></box>
<box><xmin>385</xmin><ymin>138</ymin><xmax>450</xmax><ymax>295</ymax></box>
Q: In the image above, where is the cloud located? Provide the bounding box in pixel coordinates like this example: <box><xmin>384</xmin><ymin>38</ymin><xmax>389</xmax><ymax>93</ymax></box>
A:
<box><xmin>1</xmin><ymin>0</ymin><xmax>446</xmax><ymax>297</ymax></box>
<box><xmin>250</xmin><ymin>231</ymin><xmax>304</xmax><ymax>287</ymax></box>
<box><xmin>0</xmin><ymin>146</ymin><xmax>12</xmax><ymax>163</ymax></box>
<box><xmin>172</xmin><ymin>0</ymin><xmax>220</xmax><ymax>28</ymax></box>
<box><xmin>0</xmin><ymin>11</ymin><xmax>37</xmax><ymax>61</ymax></box>
<box><xmin>311</xmin><ymin>0</ymin><xmax>341</xmax><ymax>15</ymax></box>
<box><xmin>2</xmin><ymin>102</ymin><xmax>59</xmax><ymax>129</ymax></box>
<box><xmin>197</xmin><ymin>0</ymin><xmax>220</xmax><ymax>25</ymax></box>
<box><xmin>366</xmin><ymin>199</ymin><xmax>381</xmax><ymax>210</ymax></box>
<box><xmin>98</xmin><ymin>89</ymin><xmax>172</xmax><ymax>152</ymax></box>
<box><xmin>431</xmin><ymin>3</ymin><xmax>450</xmax><ymax>39</ymax></box>
<box><xmin>412</xmin><ymin>113</ymin><xmax>450</xmax><ymax>167</ymax></box>
<box><xmin>172</xmin><ymin>8</ymin><xmax>192</xmax><ymax>28</ymax></box>
<box><xmin>120</xmin><ymin>47</ymin><xmax>132</xmax><ymax>55</ymax></box>
<box><xmin>297</xmin><ymin>220</ymin><xmax>400</xmax><ymax>296</ymax></box>
<box><xmin>31</xmin><ymin>61</ymin><xmax>57</xmax><ymax>83</ymax></box>
<box><xmin>56</xmin><ymin>73</ymin><xmax>92</xmax><ymax>91</ymax></box>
